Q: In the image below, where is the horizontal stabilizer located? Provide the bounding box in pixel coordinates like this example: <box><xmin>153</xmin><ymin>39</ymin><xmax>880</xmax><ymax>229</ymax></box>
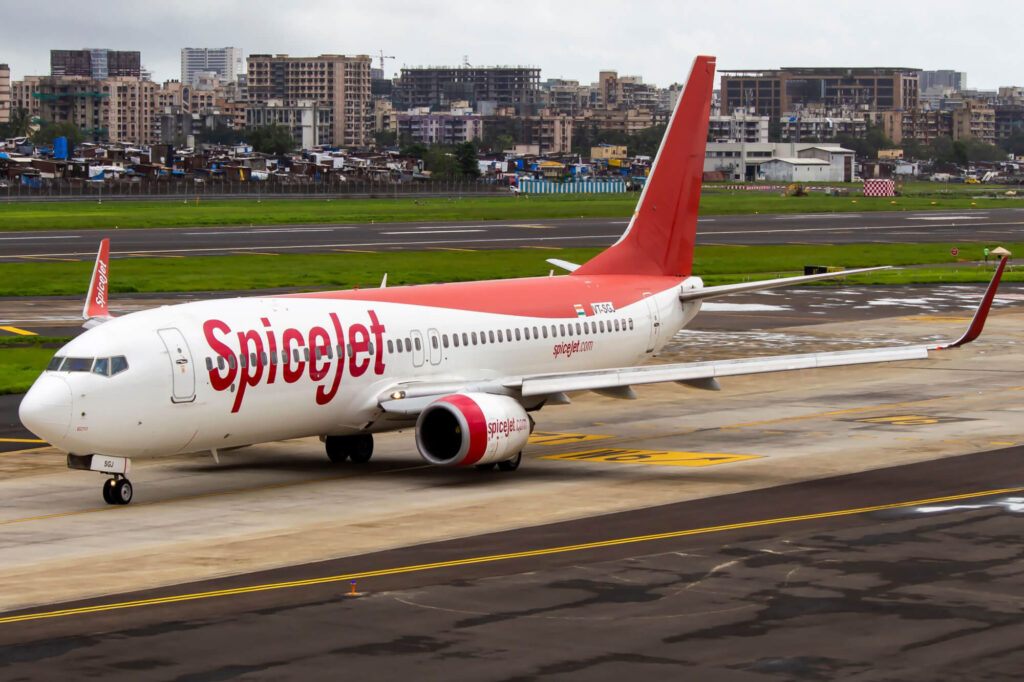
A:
<box><xmin>680</xmin><ymin>266</ymin><xmax>891</xmax><ymax>302</ymax></box>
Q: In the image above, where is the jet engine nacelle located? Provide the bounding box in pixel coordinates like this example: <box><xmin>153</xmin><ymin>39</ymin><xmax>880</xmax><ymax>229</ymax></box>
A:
<box><xmin>415</xmin><ymin>392</ymin><xmax>532</xmax><ymax>467</ymax></box>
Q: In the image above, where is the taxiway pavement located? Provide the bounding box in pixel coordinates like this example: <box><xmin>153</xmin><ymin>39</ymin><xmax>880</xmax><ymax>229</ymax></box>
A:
<box><xmin>2</xmin><ymin>206</ymin><xmax>1023</xmax><ymax>262</ymax></box>
<box><xmin>0</xmin><ymin>299</ymin><xmax>1022</xmax><ymax>677</ymax></box>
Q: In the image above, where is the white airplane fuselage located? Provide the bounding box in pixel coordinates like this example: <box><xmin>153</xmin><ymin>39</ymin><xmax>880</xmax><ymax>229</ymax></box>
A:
<box><xmin>26</xmin><ymin>274</ymin><xmax>702</xmax><ymax>459</ymax></box>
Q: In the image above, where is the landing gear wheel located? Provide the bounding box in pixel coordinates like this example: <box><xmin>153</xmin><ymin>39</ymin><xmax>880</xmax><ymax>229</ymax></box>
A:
<box><xmin>113</xmin><ymin>478</ymin><xmax>133</xmax><ymax>505</ymax></box>
<box><xmin>102</xmin><ymin>478</ymin><xmax>116</xmax><ymax>504</ymax></box>
<box><xmin>497</xmin><ymin>451</ymin><xmax>522</xmax><ymax>472</ymax></box>
<box><xmin>102</xmin><ymin>477</ymin><xmax>133</xmax><ymax>505</ymax></box>
<box><xmin>475</xmin><ymin>463</ymin><xmax>496</xmax><ymax>471</ymax></box>
<box><xmin>325</xmin><ymin>434</ymin><xmax>374</xmax><ymax>464</ymax></box>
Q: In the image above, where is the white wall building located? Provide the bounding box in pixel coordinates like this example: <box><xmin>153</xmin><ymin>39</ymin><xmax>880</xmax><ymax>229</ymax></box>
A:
<box><xmin>704</xmin><ymin>142</ymin><xmax>853</xmax><ymax>181</ymax></box>
<box><xmin>708</xmin><ymin>108</ymin><xmax>769</xmax><ymax>143</ymax></box>
<box><xmin>181</xmin><ymin>47</ymin><xmax>244</xmax><ymax>86</ymax></box>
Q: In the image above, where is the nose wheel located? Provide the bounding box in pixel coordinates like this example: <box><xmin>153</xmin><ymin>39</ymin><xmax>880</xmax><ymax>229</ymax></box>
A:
<box><xmin>102</xmin><ymin>475</ymin><xmax>133</xmax><ymax>505</ymax></box>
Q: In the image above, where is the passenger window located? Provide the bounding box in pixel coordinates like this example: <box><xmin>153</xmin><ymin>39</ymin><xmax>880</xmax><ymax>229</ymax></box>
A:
<box><xmin>575</xmin><ymin>323</ymin><xmax>582</xmax><ymax>335</ymax></box>
<box><xmin>110</xmin><ymin>356</ymin><xmax>129</xmax><ymax>376</ymax></box>
<box><xmin>414</xmin><ymin>337</ymin><xmax>422</xmax><ymax>351</ymax></box>
<box><xmin>270</xmin><ymin>352</ymin><xmax>277</xmax><ymax>365</ymax></box>
<box><xmin>488</xmin><ymin>331</ymin><xmax>495</xmax><ymax>344</ymax></box>
<box><xmin>229</xmin><ymin>355</ymin><xmax>238</xmax><ymax>369</ymax></box>
<box><xmin>205</xmin><ymin>357</ymin><xmax>213</xmax><ymax>371</ymax></box>
<box><xmin>599</xmin><ymin>320</ymin><xmax>606</xmax><ymax>333</ymax></box>
<box><xmin>506</xmin><ymin>328</ymin><xmax>512</xmax><ymax>340</ymax></box>
<box><xmin>462</xmin><ymin>332</ymin><xmax>469</xmax><ymax>346</ymax></box>
<box><xmin>471</xmin><ymin>332</ymin><xmax>478</xmax><ymax>345</ymax></box>
<box><xmin>46</xmin><ymin>356</ymin><xmax>64</xmax><ymax>371</ymax></box>
<box><xmin>261</xmin><ymin>351</ymin><xmax>269</xmax><ymax>365</ymax></box>
<box><xmin>94</xmin><ymin>357</ymin><xmax>111</xmax><ymax>376</ymax></box>
<box><xmin>559</xmin><ymin>324</ymin><xmax>565</xmax><ymax>336</ymax></box>
<box><xmin>533</xmin><ymin>326</ymin><xmax>539</xmax><ymax>338</ymax></box>
<box><xmin>293</xmin><ymin>349</ymin><xmax>300</xmax><ymax>363</ymax></box>
<box><xmin>442</xmin><ymin>334</ymin><xmax>449</xmax><ymax>348</ymax></box>
<box><xmin>542</xmin><ymin>326</ymin><xmax>548</xmax><ymax>339</ymax></box>
<box><xmin>387</xmin><ymin>339</ymin><xmax>394</xmax><ymax>354</ymax></box>
<box><xmin>250</xmin><ymin>352</ymin><xmax>258</xmax><ymax>366</ymax></box>
<box><xmin>453</xmin><ymin>334</ymin><xmax>460</xmax><ymax>348</ymax></box>
<box><xmin>497</xmin><ymin>330</ymin><xmax>504</xmax><ymax>343</ymax></box>
<box><xmin>524</xmin><ymin>328</ymin><xmax>530</xmax><ymax>340</ymax></box>
<box><xmin>368</xmin><ymin>341</ymin><xmax>374</xmax><ymax>355</ymax></box>
<box><xmin>405</xmin><ymin>337</ymin><xmax>412</xmax><ymax>350</ymax></box>
<box><xmin>431</xmin><ymin>336</ymin><xmax>438</xmax><ymax>349</ymax></box>
<box><xmin>550</xmin><ymin>325</ymin><xmax>557</xmax><ymax>337</ymax></box>
<box><xmin>515</xmin><ymin>328</ymin><xmax>521</xmax><ymax>341</ymax></box>
<box><xmin>303</xmin><ymin>348</ymin><xmax>310</xmax><ymax>362</ymax></box>
<box><xmin>67</xmin><ymin>357</ymin><xmax>93</xmax><ymax>372</ymax></box>
<box><xmin>218</xmin><ymin>356</ymin><xmax>226</xmax><ymax>370</ymax></box>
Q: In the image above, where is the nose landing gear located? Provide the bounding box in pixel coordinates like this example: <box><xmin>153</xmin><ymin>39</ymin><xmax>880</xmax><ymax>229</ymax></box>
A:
<box><xmin>101</xmin><ymin>475</ymin><xmax>133</xmax><ymax>505</ymax></box>
<box><xmin>67</xmin><ymin>453</ymin><xmax>135</xmax><ymax>505</ymax></box>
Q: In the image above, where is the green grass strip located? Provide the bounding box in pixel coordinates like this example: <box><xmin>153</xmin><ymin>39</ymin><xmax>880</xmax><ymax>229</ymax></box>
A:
<box><xmin>0</xmin><ymin>193</ymin><xmax>1018</xmax><ymax>231</ymax></box>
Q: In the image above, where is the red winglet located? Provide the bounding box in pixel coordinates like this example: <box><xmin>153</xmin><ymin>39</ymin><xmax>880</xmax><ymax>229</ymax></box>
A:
<box><xmin>935</xmin><ymin>256</ymin><xmax>1008</xmax><ymax>349</ymax></box>
<box><xmin>83</xmin><ymin>239</ymin><xmax>112</xmax><ymax>319</ymax></box>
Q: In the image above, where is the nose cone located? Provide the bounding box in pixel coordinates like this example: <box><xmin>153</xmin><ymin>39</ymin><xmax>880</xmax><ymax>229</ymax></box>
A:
<box><xmin>19</xmin><ymin>374</ymin><xmax>72</xmax><ymax>445</ymax></box>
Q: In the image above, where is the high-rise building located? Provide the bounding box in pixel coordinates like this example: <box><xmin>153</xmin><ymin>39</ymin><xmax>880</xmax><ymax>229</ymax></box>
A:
<box><xmin>0</xmin><ymin>64</ymin><xmax>10</xmax><ymax>125</ymax></box>
<box><xmin>181</xmin><ymin>47</ymin><xmax>244</xmax><ymax>86</ymax></box>
<box><xmin>393</xmin><ymin>66</ymin><xmax>540</xmax><ymax>112</ymax></box>
<box><xmin>720</xmin><ymin>67</ymin><xmax>919</xmax><ymax>120</ymax></box>
<box><xmin>246</xmin><ymin>54</ymin><xmax>372</xmax><ymax>148</ymax></box>
<box><xmin>50</xmin><ymin>49</ymin><xmax>141</xmax><ymax>79</ymax></box>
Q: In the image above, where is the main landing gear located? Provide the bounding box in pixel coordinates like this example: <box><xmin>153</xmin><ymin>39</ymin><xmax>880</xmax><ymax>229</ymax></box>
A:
<box><xmin>325</xmin><ymin>434</ymin><xmax>374</xmax><ymax>464</ymax></box>
<box><xmin>475</xmin><ymin>451</ymin><xmax>523</xmax><ymax>472</ymax></box>
<box><xmin>101</xmin><ymin>475</ymin><xmax>133</xmax><ymax>505</ymax></box>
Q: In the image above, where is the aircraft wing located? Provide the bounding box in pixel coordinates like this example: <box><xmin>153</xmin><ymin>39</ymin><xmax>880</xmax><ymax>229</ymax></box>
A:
<box><xmin>379</xmin><ymin>257</ymin><xmax>1008</xmax><ymax>415</ymax></box>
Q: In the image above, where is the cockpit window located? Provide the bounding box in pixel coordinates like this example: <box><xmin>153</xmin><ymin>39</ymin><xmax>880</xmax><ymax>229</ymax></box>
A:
<box><xmin>92</xmin><ymin>357</ymin><xmax>110</xmax><ymax>376</ymax></box>
<box><xmin>46</xmin><ymin>356</ymin><xmax>64</xmax><ymax>371</ymax></box>
<box><xmin>109</xmin><ymin>356</ymin><xmax>129</xmax><ymax>376</ymax></box>
<box><xmin>66</xmin><ymin>357</ymin><xmax>93</xmax><ymax>372</ymax></box>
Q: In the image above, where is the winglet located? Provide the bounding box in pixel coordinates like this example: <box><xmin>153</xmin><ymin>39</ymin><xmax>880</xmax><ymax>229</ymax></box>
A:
<box><xmin>934</xmin><ymin>256</ymin><xmax>1008</xmax><ymax>349</ymax></box>
<box><xmin>83</xmin><ymin>238</ymin><xmax>113</xmax><ymax>321</ymax></box>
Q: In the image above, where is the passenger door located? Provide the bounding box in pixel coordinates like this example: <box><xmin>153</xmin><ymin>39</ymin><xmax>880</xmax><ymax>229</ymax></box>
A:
<box><xmin>157</xmin><ymin>328</ymin><xmax>196</xmax><ymax>403</ymax></box>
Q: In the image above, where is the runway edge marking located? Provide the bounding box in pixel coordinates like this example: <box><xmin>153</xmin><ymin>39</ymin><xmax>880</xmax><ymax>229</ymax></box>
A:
<box><xmin>3</xmin><ymin>486</ymin><xmax>1022</xmax><ymax>626</ymax></box>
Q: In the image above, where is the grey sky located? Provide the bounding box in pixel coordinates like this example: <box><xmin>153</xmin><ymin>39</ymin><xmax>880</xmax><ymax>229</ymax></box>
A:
<box><xmin>1</xmin><ymin>0</ymin><xmax>1020</xmax><ymax>90</ymax></box>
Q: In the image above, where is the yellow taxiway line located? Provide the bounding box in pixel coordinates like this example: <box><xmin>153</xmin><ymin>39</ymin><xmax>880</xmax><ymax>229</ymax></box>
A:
<box><xmin>2</xmin><ymin>485</ymin><xmax>1021</xmax><ymax>625</ymax></box>
<box><xmin>0</xmin><ymin>326</ymin><xmax>37</xmax><ymax>336</ymax></box>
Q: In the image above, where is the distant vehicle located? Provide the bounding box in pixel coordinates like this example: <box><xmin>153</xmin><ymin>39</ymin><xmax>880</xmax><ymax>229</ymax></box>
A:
<box><xmin>19</xmin><ymin>56</ymin><xmax>1009</xmax><ymax>505</ymax></box>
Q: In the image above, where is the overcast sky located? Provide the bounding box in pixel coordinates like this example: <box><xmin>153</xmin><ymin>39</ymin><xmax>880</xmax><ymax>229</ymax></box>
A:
<box><xmin>1</xmin><ymin>0</ymin><xmax>1020</xmax><ymax>90</ymax></box>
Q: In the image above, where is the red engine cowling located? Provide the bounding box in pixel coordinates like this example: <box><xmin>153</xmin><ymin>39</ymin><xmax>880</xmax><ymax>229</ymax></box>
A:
<box><xmin>415</xmin><ymin>392</ymin><xmax>532</xmax><ymax>467</ymax></box>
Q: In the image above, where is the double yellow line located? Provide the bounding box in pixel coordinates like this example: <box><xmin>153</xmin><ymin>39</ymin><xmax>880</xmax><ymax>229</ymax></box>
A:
<box><xmin>2</xmin><ymin>486</ymin><xmax>1020</xmax><ymax>626</ymax></box>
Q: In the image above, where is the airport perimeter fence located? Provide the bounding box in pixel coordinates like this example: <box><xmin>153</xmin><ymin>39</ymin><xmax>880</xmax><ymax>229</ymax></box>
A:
<box><xmin>0</xmin><ymin>178</ymin><xmax>516</xmax><ymax>203</ymax></box>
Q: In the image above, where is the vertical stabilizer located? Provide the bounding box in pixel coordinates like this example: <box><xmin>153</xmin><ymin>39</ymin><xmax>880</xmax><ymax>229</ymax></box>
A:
<box><xmin>573</xmin><ymin>55</ymin><xmax>716</xmax><ymax>277</ymax></box>
<box><xmin>83</xmin><ymin>238</ymin><xmax>112</xmax><ymax>320</ymax></box>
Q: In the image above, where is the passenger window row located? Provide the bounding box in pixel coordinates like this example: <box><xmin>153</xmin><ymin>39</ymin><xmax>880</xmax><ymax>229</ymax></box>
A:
<box><xmin>385</xmin><ymin>318</ymin><xmax>635</xmax><ymax>354</ymax></box>
<box><xmin>204</xmin><ymin>342</ymin><xmax>376</xmax><ymax>372</ymax></box>
<box><xmin>46</xmin><ymin>355</ymin><xmax>129</xmax><ymax>377</ymax></box>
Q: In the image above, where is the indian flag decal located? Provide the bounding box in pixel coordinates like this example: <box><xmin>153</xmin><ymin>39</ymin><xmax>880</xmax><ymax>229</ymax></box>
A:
<box><xmin>573</xmin><ymin>304</ymin><xmax>586</xmax><ymax>317</ymax></box>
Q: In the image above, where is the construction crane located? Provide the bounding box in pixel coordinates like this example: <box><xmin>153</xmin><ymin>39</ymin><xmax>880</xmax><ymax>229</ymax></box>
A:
<box><xmin>376</xmin><ymin>50</ymin><xmax>395</xmax><ymax>75</ymax></box>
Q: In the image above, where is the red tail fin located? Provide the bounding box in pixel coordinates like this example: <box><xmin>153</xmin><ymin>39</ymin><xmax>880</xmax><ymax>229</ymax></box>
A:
<box><xmin>83</xmin><ymin>238</ymin><xmax>111</xmax><ymax>319</ymax></box>
<box><xmin>573</xmin><ymin>55</ymin><xmax>716</xmax><ymax>277</ymax></box>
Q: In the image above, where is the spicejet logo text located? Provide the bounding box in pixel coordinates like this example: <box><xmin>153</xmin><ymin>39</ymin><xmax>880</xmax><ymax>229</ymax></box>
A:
<box><xmin>94</xmin><ymin>261</ymin><xmax>108</xmax><ymax>308</ymax></box>
<box><xmin>487</xmin><ymin>417</ymin><xmax>529</xmax><ymax>438</ymax></box>
<box><xmin>203</xmin><ymin>311</ymin><xmax>386</xmax><ymax>412</ymax></box>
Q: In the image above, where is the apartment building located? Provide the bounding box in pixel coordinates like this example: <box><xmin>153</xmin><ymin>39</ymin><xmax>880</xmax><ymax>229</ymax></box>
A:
<box><xmin>952</xmin><ymin>98</ymin><xmax>996</xmax><ymax>144</ymax></box>
<box><xmin>396</xmin><ymin>108</ymin><xmax>483</xmax><ymax>145</ymax></box>
<box><xmin>708</xmin><ymin>108</ymin><xmax>769</xmax><ymax>143</ymax></box>
<box><xmin>181</xmin><ymin>47</ymin><xmax>244</xmax><ymax>86</ymax></box>
<box><xmin>50</xmin><ymin>49</ymin><xmax>141</xmax><ymax>79</ymax></box>
<box><xmin>11</xmin><ymin>76</ymin><xmax>42</xmax><ymax>120</ymax></box>
<box><xmin>247</xmin><ymin>54</ymin><xmax>372</xmax><ymax>148</ymax></box>
<box><xmin>520</xmin><ymin>111</ymin><xmax>573</xmax><ymax>154</ymax></box>
<box><xmin>721</xmin><ymin>67</ymin><xmax>919</xmax><ymax>119</ymax></box>
<box><xmin>393</xmin><ymin>66</ymin><xmax>540</xmax><ymax>112</ymax></box>
<box><xmin>0</xmin><ymin>64</ymin><xmax>10</xmax><ymax>125</ymax></box>
<box><xmin>778</xmin><ymin>114</ymin><xmax>867</xmax><ymax>142</ymax></box>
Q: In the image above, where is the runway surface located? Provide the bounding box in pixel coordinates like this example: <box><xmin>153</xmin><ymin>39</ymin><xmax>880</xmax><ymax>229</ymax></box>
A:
<box><xmin>2</xmin><ymin>206</ymin><xmax>1023</xmax><ymax>261</ymax></box>
<box><xmin>1</xmin><ymin>297</ymin><xmax>1022</xmax><ymax>678</ymax></box>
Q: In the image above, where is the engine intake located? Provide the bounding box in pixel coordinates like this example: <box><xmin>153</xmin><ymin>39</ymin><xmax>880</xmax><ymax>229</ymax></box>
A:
<box><xmin>415</xmin><ymin>392</ymin><xmax>531</xmax><ymax>467</ymax></box>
